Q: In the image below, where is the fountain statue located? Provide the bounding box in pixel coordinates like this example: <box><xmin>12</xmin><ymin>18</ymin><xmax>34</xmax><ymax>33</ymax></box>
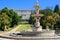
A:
<box><xmin>32</xmin><ymin>0</ymin><xmax>43</xmax><ymax>32</ymax></box>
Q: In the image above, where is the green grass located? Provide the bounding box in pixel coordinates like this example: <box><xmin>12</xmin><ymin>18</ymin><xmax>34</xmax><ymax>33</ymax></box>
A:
<box><xmin>0</xmin><ymin>28</ymin><xmax>13</xmax><ymax>32</ymax></box>
<box><xmin>7</xmin><ymin>28</ymin><xmax>13</xmax><ymax>32</ymax></box>
<box><xmin>16</xmin><ymin>24</ymin><xmax>32</xmax><ymax>32</ymax></box>
<box><xmin>0</xmin><ymin>21</ymin><xmax>32</xmax><ymax>32</ymax></box>
<box><xmin>7</xmin><ymin>25</ymin><xmax>17</xmax><ymax>32</ymax></box>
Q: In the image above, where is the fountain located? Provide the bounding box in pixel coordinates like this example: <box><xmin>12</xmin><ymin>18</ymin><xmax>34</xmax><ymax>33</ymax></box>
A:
<box><xmin>32</xmin><ymin>0</ymin><xmax>43</xmax><ymax>32</ymax></box>
<box><xmin>9</xmin><ymin>0</ymin><xmax>55</xmax><ymax>37</ymax></box>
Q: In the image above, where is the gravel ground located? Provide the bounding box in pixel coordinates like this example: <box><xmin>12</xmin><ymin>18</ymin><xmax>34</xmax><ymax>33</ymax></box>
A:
<box><xmin>0</xmin><ymin>38</ymin><xmax>14</xmax><ymax>40</ymax></box>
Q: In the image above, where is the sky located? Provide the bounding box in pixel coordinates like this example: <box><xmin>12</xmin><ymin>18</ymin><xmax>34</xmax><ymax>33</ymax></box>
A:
<box><xmin>0</xmin><ymin>0</ymin><xmax>60</xmax><ymax>10</ymax></box>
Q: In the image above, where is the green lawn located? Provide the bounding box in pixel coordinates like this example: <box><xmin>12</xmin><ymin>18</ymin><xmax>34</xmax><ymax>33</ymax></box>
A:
<box><xmin>0</xmin><ymin>27</ymin><xmax>13</xmax><ymax>32</ymax></box>
<box><xmin>16</xmin><ymin>24</ymin><xmax>32</xmax><ymax>32</ymax></box>
<box><xmin>7</xmin><ymin>28</ymin><xmax>13</xmax><ymax>32</ymax></box>
<box><xmin>0</xmin><ymin>21</ymin><xmax>32</xmax><ymax>32</ymax></box>
<box><xmin>5</xmin><ymin>25</ymin><xmax>21</xmax><ymax>32</ymax></box>
<box><xmin>7</xmin><ymin>25</ymin><xmax>17</xmax><ymax>32</ymax></box>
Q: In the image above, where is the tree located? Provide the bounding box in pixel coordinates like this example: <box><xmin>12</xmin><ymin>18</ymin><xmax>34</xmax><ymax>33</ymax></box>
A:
<box><xmin>54</xmin><ymin>4</ymin><xmax>59</xmax><ymax>13</ymax></box>
<box><xmin>0</xmin><ymin>7</ymin><xmax>22</xmax><ymax>31</ymax></box>
<box><xmin>1</xmin><ymin>7</ymin><xmax>12</xmax><ymax>25</ymax></box>
<box><xmin>1</xmin><ymin>8</ymin><xmax>22</xmax><ymax>27</ymax></box>
<box><xmin>1</xmin><ymin>13</ymin><xmax>10</xmax><ymax>31</ymax></box>
<box><xmin>40</xmin><ymin>8</ymin><xmax>53</xmax><ymax>16</ymax></box>
<box><xmin>41</xmin><ymin>16</ymin><xmax>52</xmax><ymax>29</ymax></box>
<box><xmin>10</xmin><ymin>10</ymin><xmax>22</xmax><ymax>27</ymax></box>
<box><xmin>41</xmin><ymin>13</ymin><xmax>60</xmax><ymax>30</ymax></box>
<box><xmin>29</xmin><ymin>15</ymin><xmax>34</xmax><ymax>24</ymax></box>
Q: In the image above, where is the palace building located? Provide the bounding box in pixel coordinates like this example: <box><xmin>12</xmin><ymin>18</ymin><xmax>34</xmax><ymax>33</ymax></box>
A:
<box><xmin>15</xmin><ymin>10</ymin><xmax>35</xmax><ymax>21</ymax></box>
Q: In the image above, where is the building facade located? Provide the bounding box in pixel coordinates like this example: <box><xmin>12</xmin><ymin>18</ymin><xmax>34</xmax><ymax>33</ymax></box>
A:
<box><xmin>16</xmin><ymin>10</ymin><xmax>35</xmax><ymax>21</ymax></box>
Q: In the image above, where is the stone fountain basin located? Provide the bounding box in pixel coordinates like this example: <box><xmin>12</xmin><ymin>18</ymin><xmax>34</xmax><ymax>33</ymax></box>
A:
<box><xmin>0</xmin><ymin>30</ymin><xmax>58</xmax><ymax>40</ymax></box>
<box><xmin>20</xmin><ymin>31</ymin><xmax>42</xmax><ymax>35</ymax></box>
<box><xmin>9</xmin><ymin>31</ymin><xmax>42</xmax><ymax>37</ymax></box>
<box><xmin>9</xmin><ymin>30</ymin><xmax>55</xmax><ymax>37</ymax></box>
<box><xmin>38</xmin><ymin>30</ymin><xmax>55</xmax><ymax>36</ymax></box>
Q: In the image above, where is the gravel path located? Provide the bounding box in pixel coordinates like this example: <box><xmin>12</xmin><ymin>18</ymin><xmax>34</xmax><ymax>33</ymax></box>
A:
<box><xmin>0</xmin><ymin>25</ymin><xmax>21</xmax><ymax>35</ymax></box>
<box><xmin>0</xmin><ymin>25</ymin><xmax>21</xmax><ymax>40</ymax></box>
<box><xmin>9</xmin><ymin>25</ymin><xmax>21</xmax><ymax>33</ymax></box>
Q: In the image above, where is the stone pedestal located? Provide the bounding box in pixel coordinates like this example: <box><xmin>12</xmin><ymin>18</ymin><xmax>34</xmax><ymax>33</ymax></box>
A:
<box><xmin>37</xmin><ymin>26</ymin><xmax>42</xmax><ymax>31</ymax></box>
<box><xmin>32</xmin><ymin>26</ymin><xmax>42</xmax><ymax>32</ymax></box>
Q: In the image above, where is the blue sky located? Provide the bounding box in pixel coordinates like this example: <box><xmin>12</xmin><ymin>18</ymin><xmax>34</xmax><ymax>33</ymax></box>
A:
<box><xmin>0</xmin><ymin>0</ymin><xmax>60</xmax><ymax>10</ymax></box>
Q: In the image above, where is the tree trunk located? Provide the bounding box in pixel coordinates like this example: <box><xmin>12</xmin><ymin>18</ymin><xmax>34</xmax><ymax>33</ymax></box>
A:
<box><xmin>46</xmin><ymin>26</ymin><xmax>49</xmax><ymax>31</ymax></box>
<box><xmin>4</xmin><ymin>25</ymin><xmax>7</xmax><ymax>31</ymax></box>
<box><xmin>52</xmin><ymin>25</ymin><xmax>54</xmax><ymax>30</ymax></box>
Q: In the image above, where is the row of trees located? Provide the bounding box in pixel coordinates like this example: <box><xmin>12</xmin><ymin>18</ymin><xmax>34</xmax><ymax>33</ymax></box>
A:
<box><xmin>0</xmin><ymin>7</ymin><xmax>22</xmax><ymax>31</ymax></box>
<box><xmin>29</xmin><ymin>5</ymin><xmax>60</xmax><ymax>30</ymax></box>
